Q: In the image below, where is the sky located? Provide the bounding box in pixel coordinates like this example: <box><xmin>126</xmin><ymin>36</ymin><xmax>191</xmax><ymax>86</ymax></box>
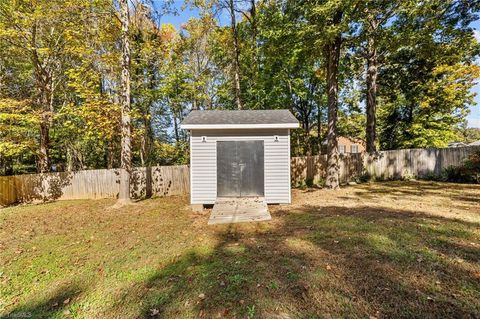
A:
<box><xmin>157</xmin><ymin>1</ymin><xmax>480</xmax><ymax>128</ymax></box>
<box><xmin>469</xmin><ymin>20</ymin><xmax>480</xmax><ymax>128</ymax></box>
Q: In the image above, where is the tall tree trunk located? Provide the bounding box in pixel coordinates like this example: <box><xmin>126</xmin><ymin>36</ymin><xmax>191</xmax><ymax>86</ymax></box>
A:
<box><xmin>107</xmin><ymin>141</ymin><xmax>114</xmax><ymax>169</ymax></box>
<box><xmin>229</xmin><ymin>0</ymin><xmax>243</xmax><ymax>109</ymax></box>
<box><xmin>250</xmin><ymin>0</ymin><xmax>257</xmax><ymax>66</ymax></box>
<box><xmin>66</xmin><ymin>146</ymin><xmax>73</xmax><ymax>172</ymax></box>
<box><xmin>173</xmin><ymin>113</ymin><xmax>179</xmax><ymax>143</ymax></box>
<box><xmin>31</xmin><ymin>23</ymin><xmax>51</xmax><ymax>173</ymax></box>
<box><xmin>317</xmin><ymin>105</ymin><xmax>322</xmax><ymax>154</ymax></box>
<box><xmin>142</xmin><ymin>113</ymin><xmax>153</xmax><ymax>166</ymax></box>
<box><xmin>144</xmin><ymin>66</ymin><xmax>156</xmax><ymax>165</ymax></box>
<box><xmin>38</xmin><ymin>113</ymin><xmax>50</xmax><ymax>173</ymax></box>
<box><xmin>250</xmin><ymin>0</ymin><xmax>258</xmax><ymax>99</ymax></box>
<box><xmin>118</xmin><ymin>0</ymin><xmax>132</xmax><ymax>204</ymax></box>
<box><xmin>303</xmin><ymin>118</ymin><xmax>311</xmax><ymax>156</ymax></box>
<box><xmin>140</xmin><ymin>135</ymin><xmax>145</xmax><ymax>167</ymax></box>
<box><xmin>366</xmin><ymin>19</ymin><xmax>378</xmax><ymax>153</ymax></box>
<box><xmin>325</xmin><ymin>13</ymin><xmax>342</xmax><ymax>190</ymax></box>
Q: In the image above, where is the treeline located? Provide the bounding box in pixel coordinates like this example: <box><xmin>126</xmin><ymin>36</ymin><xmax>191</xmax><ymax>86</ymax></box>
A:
<box><xmin>0</xmin><ymin>0</ymin><xmax>479</xmax><ymax>177</ymax></box>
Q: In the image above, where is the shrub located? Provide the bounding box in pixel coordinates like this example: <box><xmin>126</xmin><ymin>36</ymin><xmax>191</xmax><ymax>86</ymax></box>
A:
<box><xmin>423</xmin><ymin>171</ymin><xmax>440</xmax><ymax>181</ymax></box>
<box><xmin>442</xmin><ymin>150</ymin><xmax>480</xmax><ymax>183</ymax></box>
<box><xmin>293</xmin><ymin>180</ymin><xmax>307</xmax><ymax>189</ymax></box>
<box><xmin>359</xmin><ymin>172</ymin><xmax>374</xmax><ymax>183</ymax></box>
<box><xmin>306</xmin><ymin>178</ymin><xmax>314</xmax><ymax>188</ymax></box>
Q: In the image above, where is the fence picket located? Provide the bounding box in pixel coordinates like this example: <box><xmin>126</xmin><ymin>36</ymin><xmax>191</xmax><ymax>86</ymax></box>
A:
<box><xmin>1</xmin><ymin>146</ymin><xmax>479</xmax><ymax>206</ymax></box>
<box><xmin>291</xmin><ymin>146</ymin><xmax>480</xmax><ymax>185</ymax></box>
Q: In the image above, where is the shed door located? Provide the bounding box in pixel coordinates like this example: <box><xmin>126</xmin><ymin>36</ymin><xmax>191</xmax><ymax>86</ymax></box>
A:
<box><xmin>217</xmin><ymin>141</ymin><xmax>264</xmax><ymax>197</ymax></box>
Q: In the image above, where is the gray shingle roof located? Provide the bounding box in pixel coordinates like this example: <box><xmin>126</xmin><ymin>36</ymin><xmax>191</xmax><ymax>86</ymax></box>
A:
<box><xmin>181</xmin><ymin>109</ymin><xmax>298</xmax><ymax>127</ymax></box>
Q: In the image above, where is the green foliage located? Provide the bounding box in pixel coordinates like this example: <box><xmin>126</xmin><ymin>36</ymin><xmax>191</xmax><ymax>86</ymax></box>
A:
<box><xmin>442</xmin><ymin>150</ymin><xmax>480</xmax><ymax>183</ymax></box>
<box><xmin>246</xmin><ymin>305</ymin><xmax>256</xmax><ymax>318</ymax></box>
<box><xmin>460</xmin><ymin>128</ymin><xmax>480</xmax><ymax>144</ymax></box>
<box><xmin>1</xmin><ymin>0</ymin><xmax>480</xmax><ymax>174</ymax></box>
<box><xmin>151</xmin><ymin>141</ymin><xmax>189</xmax><ymax>165</ymax></box>
<box><xmin>377</xmin><ymin>0</ymin><xmax>480</xmax><ymax>150</ymax></box>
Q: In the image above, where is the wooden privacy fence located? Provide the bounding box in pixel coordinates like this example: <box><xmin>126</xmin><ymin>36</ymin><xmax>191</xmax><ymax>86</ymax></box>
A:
<box><xmin>0</xmin><ymin>165</ymin><xmax>189</xmax><ymax>206</ymax></box>
<box><xmin>291</xmin><ymin>146</ymin><xmax>480</xmax><ymax>185</ymax></box>
<box><xmin>1</xmin><ymin>146</ymin><xmax>479</xmax><ymax>206</ymax></box>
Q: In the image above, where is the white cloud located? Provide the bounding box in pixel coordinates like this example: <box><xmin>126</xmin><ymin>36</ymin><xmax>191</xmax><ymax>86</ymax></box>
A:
<box><xmin>473</xmin><ymin>30</ymin><xmax>480</xmax><ymax>43</ymax></box>
<box><xmin>468</xmin><ymin>118</ymin><xmax>480</xmax><ymax>128</ymax></box>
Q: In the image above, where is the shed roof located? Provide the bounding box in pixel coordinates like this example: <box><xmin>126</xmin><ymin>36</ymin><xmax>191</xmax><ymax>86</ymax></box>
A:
<box><xmin>180</xmin><ymin>109</ymin><xmax>299</xmax><ymax>129</ymax></box>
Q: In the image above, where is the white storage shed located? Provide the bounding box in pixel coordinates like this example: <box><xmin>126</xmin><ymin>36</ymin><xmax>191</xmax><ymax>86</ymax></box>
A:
<box><xmin>181</xmin><ymin>110</ymin><xmax>299</xmax><ymax>207</ymax></box>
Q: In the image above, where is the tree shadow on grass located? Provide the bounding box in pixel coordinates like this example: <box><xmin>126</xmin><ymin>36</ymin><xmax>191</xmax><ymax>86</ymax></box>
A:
<box><xmin>353</xmin><ymin>181</ymin><xmax>480</xmax><ymax>200</ymax></box>
<box><xmin>107</xmin><ymin>204</ymin><xmax>479</xmax><ymax>318</ymax></box>
<box><xmin>1</xmin><ymin>282</ymin><xmax>84</xmax><ymax>319</ymax></box>
<box><xmin>283</xmin><ymin>205</ymin><xmax>480</xmax><ymax>318</ymax></box>
<box><xmin>122</xmin><ymin>226</ymin><xmax>323</xmax><ymax>318</ymax></box>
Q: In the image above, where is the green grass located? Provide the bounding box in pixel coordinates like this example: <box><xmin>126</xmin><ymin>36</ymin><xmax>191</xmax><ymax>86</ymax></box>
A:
<box><xmin>1</xmin><ymin>181</ymin><xmax>479</xmax><ymax>318</ymax></box>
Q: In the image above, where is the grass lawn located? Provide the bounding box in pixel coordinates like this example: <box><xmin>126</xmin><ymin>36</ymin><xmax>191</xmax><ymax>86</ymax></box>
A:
<box><xmin>1</xmin><ymin>181</ymin><xmax>479</xmax><ymax>319</ymax></box>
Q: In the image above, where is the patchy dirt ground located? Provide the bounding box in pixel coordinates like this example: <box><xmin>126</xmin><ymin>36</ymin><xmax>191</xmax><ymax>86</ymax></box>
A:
<box><xmin>0</xmin><ymin>181</ymin><xmax>479</xmax><ymax>319</ymax></box>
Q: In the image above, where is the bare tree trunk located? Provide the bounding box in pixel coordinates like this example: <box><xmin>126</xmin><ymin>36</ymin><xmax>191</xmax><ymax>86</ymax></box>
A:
<box><xmin>250</xmin><ymin>0</ymin><xmax>258</xmax><ymax>94</ymax></box>
<box><xmin>303</xmin><ymin>116</ymin><xmax>311</xmax><ymax>156</ymax></box>
<box><xmin>31</xmin><ymin>23</ymin><xmax>51</xmax><ymax>173</ymax></box>
<box><xmin>229</xmin><ymin>0</ymin><xmax>243</xmax><ymax>109</ymax></box>
<box><xmin>107</xmin><ymin>141</ymin><xmax>114</xmax><ymax>169</ymax></box>
<box><xmin>250</xmin><ymin>0</ymin><xmax>257</xmax><ymax>61</ymax></box>
<box><xmin>325</xmin><ymin>13</ymin><xmax>343</xmax><ymax>190</ymax></box>
<box><xmin>117</xmin><ymin>0</ymin><xmax>132</xmax><ymax>204</ymax></box>
<box><xmin>140</xmin><ymin>135</ymin><xmax>145</xmax><ymax>167</ymax></box>
<box><xmin>66</xmin><ymin>146</ymin><xmax>73</xmax><ymax>172</ymax></box>
<box><xmin>173</xmin><ymin>113</ymin><xmax>179</xmax><ymax>143</ymax></box>
<box><xmin>317</xmin><ymin>105</ymin><xmax>322</xmax><ymax>154</ymax></box>
<box><xmin>142</xmin><ymin>113</ymin><xmax>153</xmax><ymax>166</ymax></box>
<box><xmin>366</xmin><ymin>19</ymin><xmax>378</xmax><ymax>153</ymax></box>
<box><xmin>250</xmin><ymin>0</ymin><xmax>257</xmax><ymax>42</ymax></box>
<box><xmin>38</xmin><ymin>114</ymin><xmax>50</xmax><ymax>173</ymax></box>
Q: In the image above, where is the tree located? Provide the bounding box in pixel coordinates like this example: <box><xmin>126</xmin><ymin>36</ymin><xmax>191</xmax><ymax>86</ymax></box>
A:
<box><xmin>300</xmin><ymin>0</ymin><xmax>360</xmax><ymax>189</ymax></box>
<box><xmin>228</xmin><ymin>0</ymin><xmax>243</xmax><ymax>109</ymax></box>
<box><xmin>0</xmin><ymin>0</ymin><xmax>120</xmax><ymax>173</ymax></box>
<box><xmin>130</xmin><ymin>4</ymin><xmax>177</xmax><ymax>166</ymax></box>
<box><xmin>1</xmin><ymin>0</ymin><xmax>479</xmax><ymax>178</ymax></box>
<box><xmin>324</xmin><ymin>9</ymin><xmax>343</xmax><ymax>190</ymax></box>
<box><xmin>195</xmin><ymin>0</ymin><xmax>246</xmax><ymax>109</ymax></box>
<box><xmin>461</xmin><ymin>127</ymin><xmax>480</xmax><ymax>144</ymax></box>
<box><xmin>378</xmin><ymin>0</ymin><xmax>480</xmax><ymax>149</ymax></box>
<box><xmin>0</xmin><ymin>0</ymin><xmax>75</xmax><ymax>172</ymax></box>
<box><xmin>179</xmin><ymin>16</ymin><xmax>218</xmax><ymax>110</ymax></box>
<box><xmin>118</xmin><ymin>0</ymin><xmax>132</xmax><ymax>204</ymax></box>
<box><xmin>360</xmin><ymin>1</ymin><xmax>400</xmax><ymax>153</ymax></box>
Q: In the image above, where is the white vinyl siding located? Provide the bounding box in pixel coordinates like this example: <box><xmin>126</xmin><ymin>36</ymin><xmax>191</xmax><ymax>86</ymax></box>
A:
<box><xmin>190</xmin><ymin>129</ymin><xmax>291</xmax><ymax>204</ymax></box>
